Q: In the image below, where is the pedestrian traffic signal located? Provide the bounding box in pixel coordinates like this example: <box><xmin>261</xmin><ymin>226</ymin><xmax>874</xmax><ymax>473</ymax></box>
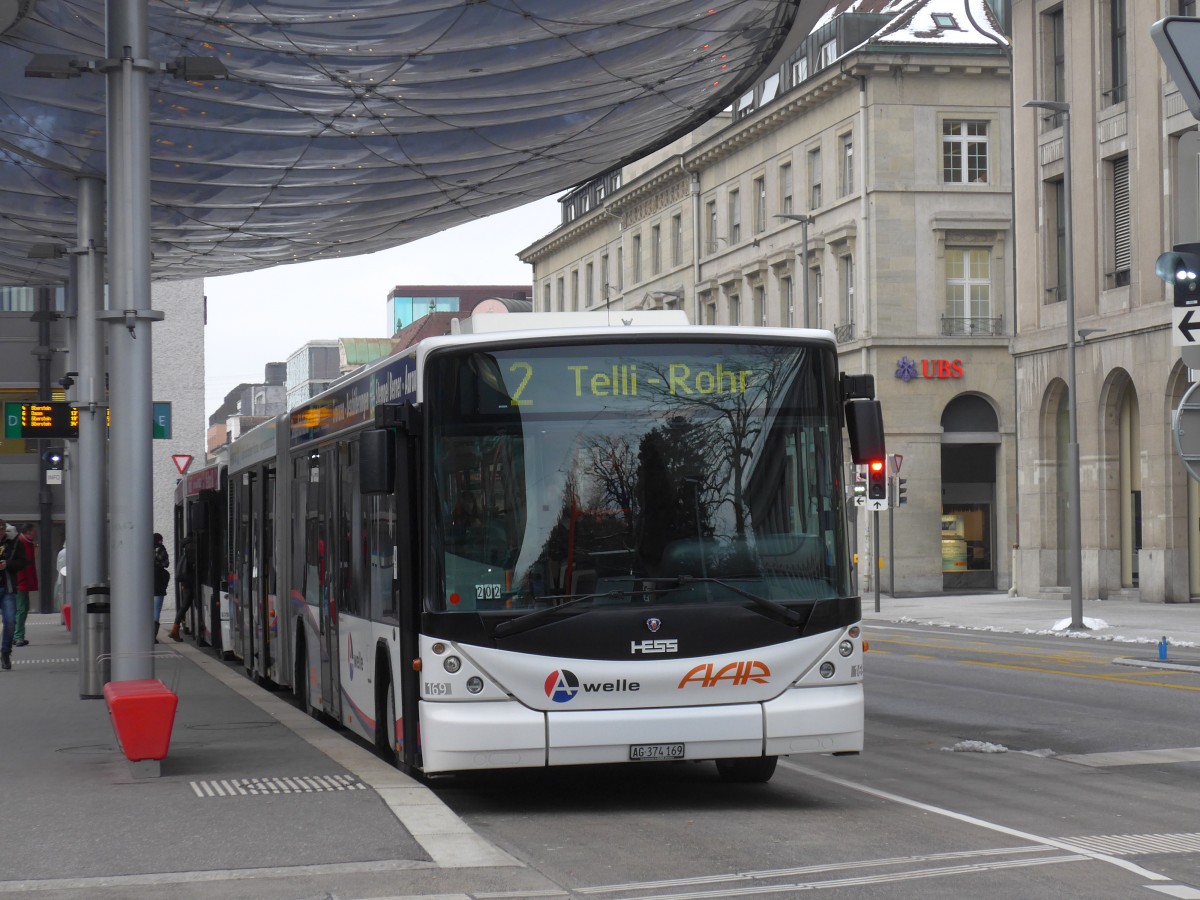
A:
<box><xmin>867</xmin><ymin>458</ymin><xmax>887</xmax><ymax>508</ymax></box>
<box><xmin>852</xmin><ymin>465</ymin><xmax>867</xmax><ymax>506</ymax></box>
<box><xmin>1156</xmin><ymin>243</ymin><xmax>1200</xmax><ymax>305</ymax></box>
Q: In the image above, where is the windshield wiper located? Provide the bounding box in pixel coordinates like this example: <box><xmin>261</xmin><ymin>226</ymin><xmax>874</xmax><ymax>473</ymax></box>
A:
<box><xmin>492</xmin><ymin>590</ymin><xmax>630</xmax><ymax>638</ymax></box>
<box><xmin>642</xmin><ymin>575</ymin><xmax>804</xmax><ymax>627</ymax></box>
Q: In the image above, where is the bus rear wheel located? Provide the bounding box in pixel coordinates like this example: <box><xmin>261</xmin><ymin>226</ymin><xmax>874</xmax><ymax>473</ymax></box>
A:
<box><xmin>376</xmin><ymin>677</ymin><xmax>398</xmax><ymax>767</ymax></box>
<box><xmin>715</xmin><ymin>755</ymin><xmax>778</xmax><ymax>783</ymax></box>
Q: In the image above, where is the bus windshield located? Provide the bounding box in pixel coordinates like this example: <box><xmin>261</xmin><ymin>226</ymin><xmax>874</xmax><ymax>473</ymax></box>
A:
<box><xmin>427</xmin><ymin>340</ymin><xmax>847</xmax><ymax>614</ymax></box>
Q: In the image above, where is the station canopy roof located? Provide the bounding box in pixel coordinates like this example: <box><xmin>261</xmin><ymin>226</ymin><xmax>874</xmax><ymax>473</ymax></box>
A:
<box><xmin>0</xmin><ymin>0</ymin><xmax>816</xmax><ymax>287</ymax></box>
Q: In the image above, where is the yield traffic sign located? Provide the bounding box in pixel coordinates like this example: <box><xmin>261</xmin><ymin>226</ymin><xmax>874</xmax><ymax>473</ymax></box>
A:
<box><xmin>171</xmin><ymin>453</ymin><xmax>193</xmax><ymax>475</ymax></box>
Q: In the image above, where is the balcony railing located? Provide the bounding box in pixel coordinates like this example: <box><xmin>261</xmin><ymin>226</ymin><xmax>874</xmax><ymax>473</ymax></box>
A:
<box><xmin>833</xmin><ymin>322</ymin><xmax>855</xmax><ymax>343</ymax></box>
<box><xmin>940</xmin><ymin>315</ymin><xmax>1004</xmax><ymax>336</ymax></box>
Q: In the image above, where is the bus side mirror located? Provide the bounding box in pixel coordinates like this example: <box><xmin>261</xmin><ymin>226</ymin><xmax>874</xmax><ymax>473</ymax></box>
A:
<box><xmin>359</xmin><ymin>428</ymin><xmax>395</xmax><ymax>494</ymax></box>
<box><xmin>845</xmin><ymin>399</ymin><xmax>885</xmax><ymax>465</ymax></box>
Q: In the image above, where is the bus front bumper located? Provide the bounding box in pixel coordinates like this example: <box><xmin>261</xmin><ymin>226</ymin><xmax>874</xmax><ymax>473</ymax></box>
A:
<box><xmin>418</xmin><ymin>684</ymin><xmax>863</xmax><ymax>774</ymax></box>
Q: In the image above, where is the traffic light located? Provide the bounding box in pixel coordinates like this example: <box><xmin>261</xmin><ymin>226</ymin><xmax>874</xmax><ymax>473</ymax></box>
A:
<box><xmin>866</xmin><ymin>458</ymin><xmax>887</xmax><ymax>509</ymax></box>
<box><xmin>896</xmin><ymin>477</ymin><xmax>908</xmax><ymax>507</ymax></box>
<box><xmin>852</xmin><ymin>466</ymin><xmax>866</xmax><ymax>506</ymax></box>
<box><xmin>1155</xmin><ymin>242</ymin><xmax>1200</xmax><ymax>304</ymax></box>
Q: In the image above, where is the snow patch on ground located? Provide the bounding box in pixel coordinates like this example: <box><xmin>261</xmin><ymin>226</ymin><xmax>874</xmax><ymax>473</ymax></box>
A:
<box><xmin>1050</xmin><ymin>616</ymin><xmax>1110</xmax><ymax>632</ymax></box>
<box><xmin>942</xmin><ymin>740</ymin><xmax>1008</xmax><ymax>753</ymax></box>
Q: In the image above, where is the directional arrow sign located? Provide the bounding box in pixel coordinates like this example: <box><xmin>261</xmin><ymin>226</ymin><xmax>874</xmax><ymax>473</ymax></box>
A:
<box><xmin>1175</xmin><ymin>307</ymin><xmax>1200</xmax><ymax>346</ymax></box>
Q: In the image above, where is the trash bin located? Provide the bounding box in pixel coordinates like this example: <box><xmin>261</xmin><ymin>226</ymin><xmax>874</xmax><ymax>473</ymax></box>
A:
<box><xmin>80</xmin><ymin>583</ymin><xmax>111</xmax><ymax>699</ymax></box>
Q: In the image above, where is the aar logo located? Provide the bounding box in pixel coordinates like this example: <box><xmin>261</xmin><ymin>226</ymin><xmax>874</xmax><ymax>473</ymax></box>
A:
<box><xmin>545</xmin><ymin>669</ymin><xmax>580</xmax><ymax>703</ymax></box>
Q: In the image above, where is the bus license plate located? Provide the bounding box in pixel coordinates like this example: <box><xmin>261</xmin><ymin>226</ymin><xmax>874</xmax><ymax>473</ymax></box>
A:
<box><xmin>629</xmin><ymin>742</ymin><xmax>684</xmax><ymax>761</ymax></box>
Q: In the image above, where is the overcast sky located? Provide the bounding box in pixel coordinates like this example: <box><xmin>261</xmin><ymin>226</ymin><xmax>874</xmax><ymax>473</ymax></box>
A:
<box><xmin>202</xmin><ymin>194</ymin><xmax>561</xmax><ymax>414</ymax></box>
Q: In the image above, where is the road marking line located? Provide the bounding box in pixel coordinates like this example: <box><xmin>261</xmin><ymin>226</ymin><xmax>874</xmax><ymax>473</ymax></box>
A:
<box><xmin>1056</xmin><ymin>748</ymin><xmax>1200</xmax><ymax>768</ymax></box>
<box><xmin>1059</xmin><ymin>832</ymin><xmax>1200</xmax><ymax>855</ymax></box>
<box><xmin>780</xmin><ymin>759</ymin><xmax>1171</xmax><ymax>882</ymax></box>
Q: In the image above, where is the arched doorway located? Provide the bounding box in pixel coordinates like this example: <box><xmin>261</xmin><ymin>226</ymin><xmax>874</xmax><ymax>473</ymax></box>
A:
<box><xmin>941</xmin><ymin>394</ymin><xmax>1000</xmax><ymax>590</ymax></box>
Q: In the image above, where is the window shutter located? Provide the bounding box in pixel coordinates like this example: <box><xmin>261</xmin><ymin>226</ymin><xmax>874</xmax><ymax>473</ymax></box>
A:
<box><xmin>1112</xmin><ymin>156</ymin><xmax>1130</xmax><ymax>272</ymax></box>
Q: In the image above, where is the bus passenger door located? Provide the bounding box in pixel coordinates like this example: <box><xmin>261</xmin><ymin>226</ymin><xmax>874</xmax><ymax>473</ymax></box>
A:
<box><xmin>317</xmin><ymin>446</ymin><xmax>341</xmax><ymax>719</ymax></box>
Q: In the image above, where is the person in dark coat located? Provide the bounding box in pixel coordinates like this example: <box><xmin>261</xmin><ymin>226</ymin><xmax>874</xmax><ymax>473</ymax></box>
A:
<box><xmin>0</xmin><ymin>518</ymin><xmax>29</xmax><ymax>669</ymax></box>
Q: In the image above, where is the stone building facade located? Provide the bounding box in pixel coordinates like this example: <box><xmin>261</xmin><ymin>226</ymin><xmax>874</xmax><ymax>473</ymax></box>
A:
<box><xmin>521</xmin><ymin>0</ymin><xmax>1016</xmax><ymax>595</ymax></box>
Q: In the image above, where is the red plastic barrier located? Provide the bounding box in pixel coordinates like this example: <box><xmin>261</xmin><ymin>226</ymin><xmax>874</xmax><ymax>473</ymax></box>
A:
<box><xmin>62</xmin><ymin>603</ymin><xmax>71</xmax><ymax>632</ymax></box>
<box><xmin>102</xmin><ymin>679</ymin><xmax>178</xmax><ymax>762</ymax></box>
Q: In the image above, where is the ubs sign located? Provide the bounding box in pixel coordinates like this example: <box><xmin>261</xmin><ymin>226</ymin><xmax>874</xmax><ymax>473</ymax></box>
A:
<box><xmin>896</xmin><ymin>356</ymin><xmax>963</xmax><ymax>382</ymax></box>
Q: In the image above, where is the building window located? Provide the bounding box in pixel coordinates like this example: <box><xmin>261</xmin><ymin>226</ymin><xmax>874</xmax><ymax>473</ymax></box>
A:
<box><xmin>1045</xmin><ymin>178</ymin><xmax>1066</xmax><ymax>304</ymax></box>
<box><xmin>706</xmin><ymin>199</ymin><xmax>718</xmax><ymax>254</ymax></box>
<box><xmin>1104</xmin><ymin>0</ymin><xmax>1127</xmax><ymax>105</ymax></box>
<box><xmin>728</xmin><ymin>189</ymin><xmax>741</xmax><ymax>244</ymax></box>
<box><xmin>1181</xmin><ymin>0</ymin><xmax>1197</xmax><ymax>15</ymax></box>
<box><xmin>945</xmin><ymin>248</ymin><xmax>992</xmax><ymax>327</ymax></box>
<box><xmin>839</xmin><ymin>133</ymin><xmax>854</xmax><ymax>196</ymax></box>
<box><xmin>817</xmin><ymin>39</ymin><xmax>837</xmax><ymax>70</ymax></box>
<box><xmin>571</xmin><ymin>269</ymin><xmax>579</xmax><ymax>310</ymax></box>
<box><xmin>729</xmin><ymin>292</ymin><xmax>741</xmax><ymax>326</ymax></box>
<box><xmin>671</xmin><ymin>214</ymin><xmax>682</xmax><ymax>266</ymax></box>
<box><xmin>632</xmin><ymin>233</ymin><xmax>642</xmax><ymax>283</ymax></box>
<box><xmin>651</xmin><ymin>224</ymin><xmax>662</xmax><ymax>275</ymax></box>
<box><xmin>600</xmin><ymin>253</ymin><xmax>609</xmax><ymax>302</ymax></box>
<box><xmin>556</xmin><ymin>276</ymin><xmax>564</xmax><ymax>312</ymax></box>
<box><xmin>1109</xmin><ymin>155</ymin><xmax>1131</xmax><ymax>287</ymax></box>
<box><xmin>943</xmin><ymin>121</ymin><xmax>989</xmax><ymax>184</ymax></box>
<box><xmin>617</xmin><ymin>245</ymin><xmax>624</xmax><ymax>291</ymax></box>
<box><xmin>780</xmin><ymin>162</ymin><xmax>793</xmax><ymax>214</ymax></box>
<box><xmin>736</xmin><ymin>90</ymin><xmax>755</xmax><ymax>120</ymax></box>
<box><xmin>704</xmin><ymin>299</ymin><xmax>716</xmax><ymax>325</ymax></box>
<box><xmin>791</xmin><ymin>56</ymin><xmax>808</xmax><ymax>86</ymax></box>
<box><xmin>781</xmin><ymin>275</ymin><xmax>793</xmax><ymax>327</ymax></box>
<box><xmin>808</xmin><ymin>147</ymin><xmax>822</xmax><ymax>210</ymax></box>
<box><xmin>753</xmin><ymin>176</ymin><xmax>766</xmax><ymax>234</ymax></box>
<box><xmin>752</xmin><ymin>284</ymin><xmax>766</xmax><ymax>325</ymax></box>
<box><xmin>542</xmin><ymin>281</ymin><xmax>551</xmax><ymax>312</ymax></box>
<box><xmin>585</xmin><ymin>262</ymin><xmax>594</xmax><ymax>307</ymax></box>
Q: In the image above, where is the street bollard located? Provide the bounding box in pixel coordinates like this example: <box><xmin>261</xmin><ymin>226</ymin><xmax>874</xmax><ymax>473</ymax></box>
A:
<box><xmin>1159</xmin><ymin>636</ymin><xmax>1169</xmax><ymax>662</ymax></box>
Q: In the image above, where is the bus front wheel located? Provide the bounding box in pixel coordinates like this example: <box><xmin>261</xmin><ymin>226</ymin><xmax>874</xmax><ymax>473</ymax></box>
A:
<box><xmin>715</xmin><ymin>755</ymin><xmax>778</xmax><ymax>783</ymax></box>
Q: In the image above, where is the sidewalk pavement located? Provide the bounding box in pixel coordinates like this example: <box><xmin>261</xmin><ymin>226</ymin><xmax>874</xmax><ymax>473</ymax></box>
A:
<box><xmin>0</xmin><ymin>612</ymin><xmax>561</xmax><ymax>900</ymax></box>
<box><xmin>861</xmin><ymin>590</ymin><xmax>1200</xmax><ymax>670</ymax></box>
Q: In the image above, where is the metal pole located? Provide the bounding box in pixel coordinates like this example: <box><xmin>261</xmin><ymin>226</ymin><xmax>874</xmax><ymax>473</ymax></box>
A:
<box><xmin>800</xmin><ymin>218</ymin><xmax>810</xmax><ymax>329</ymax></box>
<box><xmin>1026</xmin><ymin>100</ymin><xmax>1083</xmax><ymax>631</ymax></box>
<box><xmin>35</xmin><ymin>287</ymin><xmax>55</xmax><ymax>613</ymax></box>
<box><xmin>76</xmin><ymin>176</ymin><xmax>108</xmax><ymax>683</ymax></box>
<box><xmin>104</xmin><ymin>0</ymin><xmax>159</xmax><ymax>680</ymax></box>
<box><xmin>873</xmin><ymin>508</ymin><xmax>880</xmax><ymax>613</ymax></box>
<box><xmin>888</xmin><ymin>496</ymin><xmax>895</xmax><ymax>597</ymax></box>
<box><xmin>63</xmin><ymin>262</ymin><xmax>80</xmax><ymax>644</ymax></box>
<box><xmin>1061</xmin><ymin>110</ymin><xmax>1084</xmax><ymax>630</ymax></box>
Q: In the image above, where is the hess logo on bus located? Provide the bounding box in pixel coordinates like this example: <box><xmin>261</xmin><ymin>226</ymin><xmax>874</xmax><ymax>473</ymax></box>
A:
<box><xmin>678</xmin><ymin>660</ymin><xmax>770</xmax><ymax>689</ymax></box>
<box><xmin>544</xmin><ymin>669</ymin><xmax>640</xmax><ymax>703</ymax></box>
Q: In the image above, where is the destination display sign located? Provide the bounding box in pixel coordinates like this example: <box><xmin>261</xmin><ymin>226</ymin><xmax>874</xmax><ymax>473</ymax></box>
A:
<box><xmin>3</xmin><ymin>401</ymin><xmax>169</xmax><ymax>439</ymax></box>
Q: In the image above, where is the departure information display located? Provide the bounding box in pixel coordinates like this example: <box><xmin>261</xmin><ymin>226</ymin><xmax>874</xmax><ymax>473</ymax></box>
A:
<box><xmin>2</xmin><ymin>401</ymin><xmax>169</xmax><ymax>439</ymax></box>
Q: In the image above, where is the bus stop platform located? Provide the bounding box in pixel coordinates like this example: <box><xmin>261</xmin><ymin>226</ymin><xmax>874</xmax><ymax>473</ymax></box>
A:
<box><xmin>0</xmin><ymin>613</ymin><xmax>558</xmax><ymax>900</ymax></box>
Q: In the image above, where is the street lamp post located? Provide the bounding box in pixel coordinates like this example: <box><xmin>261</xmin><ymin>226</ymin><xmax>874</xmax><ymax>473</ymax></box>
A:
<box><xmin>775</xmin><ymin>213</ymin><xmax>812</xmax><ymax>328</ymax></box>
<box><xmin>1025</xmin><ymin>99</ymin><xmax>1084</xmax><ymax>631</ymax></box>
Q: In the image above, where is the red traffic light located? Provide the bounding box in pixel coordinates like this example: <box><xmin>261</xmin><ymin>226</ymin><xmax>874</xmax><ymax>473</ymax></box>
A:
<box><xmin>869</xmin><ymin>460</ymin><xmax>885</xmax><ymax>473</ymax></box>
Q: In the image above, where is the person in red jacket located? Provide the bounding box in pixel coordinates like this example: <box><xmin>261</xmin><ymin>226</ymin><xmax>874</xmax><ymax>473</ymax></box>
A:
<box><xmin>14</xmin><ymin>523</ymin><xmax>37</xmax><ymax>647</ymax></box>
<box><xmin>0</xmin><ymin>518</ymin><xmax>29</xmax><ymax>669</ymax></box>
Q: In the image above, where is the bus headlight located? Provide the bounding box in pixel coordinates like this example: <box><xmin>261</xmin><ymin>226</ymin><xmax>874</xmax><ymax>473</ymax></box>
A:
<box><xmin>838</xmin><ymin>640</ymin><xmax>854</xmax><ymax>657</ymax></box>
<box><xmin>466</xmin><ymin>676</ymin><xmax>484</xmax><ymax>694</ymax></box>
<box><xmin>443</xmin><ymin>655</ymin><xmax>462</xmax><ymax>674</ymax></box>
<box><xmin>819</xmin><ymin>662</ymin><xmax>835</xmax><ymax>679</ymax></box>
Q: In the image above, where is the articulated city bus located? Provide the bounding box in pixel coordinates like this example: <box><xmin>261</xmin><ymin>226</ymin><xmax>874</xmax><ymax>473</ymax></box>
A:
<box><xmin>201</xmin><ymin>310</ymin><xmax>884</xmax><ymax>782</ymax></box>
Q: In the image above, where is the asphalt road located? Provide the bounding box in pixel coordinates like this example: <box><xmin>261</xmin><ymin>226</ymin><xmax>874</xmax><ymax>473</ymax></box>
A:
<box><xmin>428</xmin><ymin>622</ymin><xmax>1200</xmax><ymax>899</ymax></box>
